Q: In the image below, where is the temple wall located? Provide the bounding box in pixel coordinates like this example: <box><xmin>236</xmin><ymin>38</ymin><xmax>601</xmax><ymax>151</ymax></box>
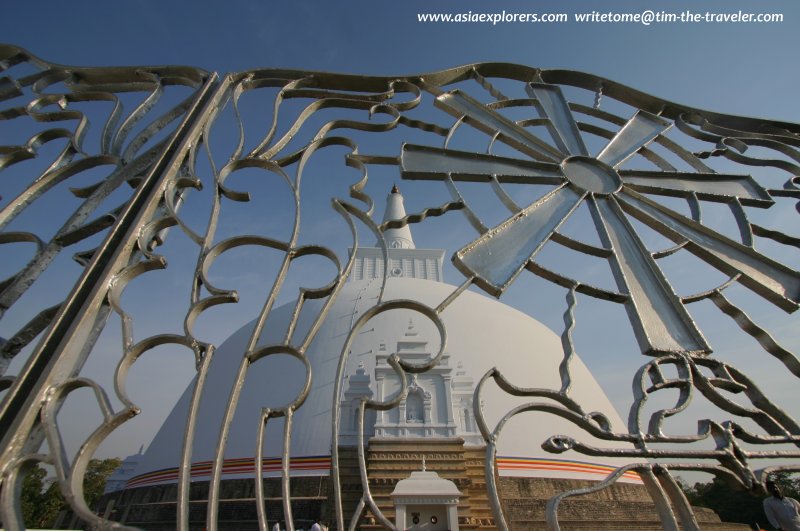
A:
<box><xmin>94</xmin><ymin>442</ymin><xmax>751</xmax><ymax>531</ymax></box>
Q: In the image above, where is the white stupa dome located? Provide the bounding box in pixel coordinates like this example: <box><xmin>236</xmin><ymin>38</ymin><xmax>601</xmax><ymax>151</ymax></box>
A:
<box><xmin>127</xmin><ymin>189</ymin><xmax>641</xmax><ymax>490</ymax></box>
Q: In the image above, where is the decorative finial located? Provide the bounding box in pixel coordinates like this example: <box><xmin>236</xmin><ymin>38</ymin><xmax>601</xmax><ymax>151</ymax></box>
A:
<box><xmin>379</xmin><ymin>184</ymin><xmax>415</xmax><ymax>249</ymax></box>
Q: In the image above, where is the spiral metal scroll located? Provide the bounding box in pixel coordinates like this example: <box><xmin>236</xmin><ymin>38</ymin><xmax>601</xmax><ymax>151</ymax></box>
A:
<box><xmin>0</xmin><ymin>46</ymin><xmax>798</xmax><ymax>530</ymax></box>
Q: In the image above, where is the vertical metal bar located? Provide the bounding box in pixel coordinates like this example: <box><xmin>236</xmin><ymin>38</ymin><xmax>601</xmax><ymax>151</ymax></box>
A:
<box><xmin>638</xmin><ymin>468</ymin><xmax>681</xmax><ymax>531</ymax></box>
<box><xmin>656</xmin><ymin>468</ymin><xmax>701</xmax><ymax>531</ymax></box>
<box><xmin>177</xmin><ymin>344</ymin><xmax>217</xmax><ymax>531</ymax></box>
<box><xmin>484</xmin><ymin>436</ymin><xmax>509</xmax><ymax>531</ymax></box>
<box><xmin>281</xmin><ymin>409</ymin><xmax>296</xmax><ymax>531</ymax></box>
<box><xmin>255</xmin><ymin>409</ymin><xmax>272</xmax><ymax>531</ymax></box>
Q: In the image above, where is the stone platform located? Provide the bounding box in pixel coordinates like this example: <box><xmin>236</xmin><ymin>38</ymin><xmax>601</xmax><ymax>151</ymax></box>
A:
<box><xmin>94</xmin><ymin>440</ymin><xmax>751</xmax><ymax>530</ymax></box>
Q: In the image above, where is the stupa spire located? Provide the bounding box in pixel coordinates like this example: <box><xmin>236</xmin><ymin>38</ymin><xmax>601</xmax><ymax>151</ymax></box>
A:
<box><xmin>380</xmin><ymin>185</ymin><xmax>415</xmax><ymax>249</ymax></box>
<box><xmin>349</xmin><ymin>185</ymin><xmax>443</xmax><ymax>282</ymax></box>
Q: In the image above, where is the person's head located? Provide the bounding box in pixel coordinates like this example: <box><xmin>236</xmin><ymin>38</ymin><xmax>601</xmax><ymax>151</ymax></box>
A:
<box><xmin>766</xmin><ymin>480</ymin><xmax>783</xmax><ymax>499</ymax></box>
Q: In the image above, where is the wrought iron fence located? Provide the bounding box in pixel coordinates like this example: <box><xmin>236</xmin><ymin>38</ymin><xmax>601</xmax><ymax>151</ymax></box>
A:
<box><xmin>0</xmin><ymin>44</ymin><xmax>798</xmax><ymax>530</ymax></box>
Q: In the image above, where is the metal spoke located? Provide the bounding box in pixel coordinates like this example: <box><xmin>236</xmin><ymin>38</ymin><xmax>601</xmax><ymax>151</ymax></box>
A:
<box><xmin>435</xmin><ymin>90</ymin><xmax>563</xmax><ymax>162</ymax></box>
<box><xmin>400</xmin><ymin>143</ymin><xmax>563</xmax><ymax>184</ymax></box>
<box><xmin>597</xmin><ymin>111</ymin><xmax>672</xmax><ymax>168</ymax></box>
<box><xmin>455</xmin><ymin>184</ymin><xmax>585</xmax><ymax>296</ymax></box>
<box><xmin>618</xmin><ymin>188</ymin><xmax>800</xmax><ymax>312</ymax></box>
<box><xmin>526</xmin><ymin>83</ymin><xmax>589</xmax><ymax>156</ymax></box>
<box><xmin>589</xmin><ymin>195</ymin><xmax>710</xmax><ymax>355</ymax></box>
<box><xmin>620</xmin><ymin>170</ymin><xmax>773</xmax><ymax>207</ymax></box>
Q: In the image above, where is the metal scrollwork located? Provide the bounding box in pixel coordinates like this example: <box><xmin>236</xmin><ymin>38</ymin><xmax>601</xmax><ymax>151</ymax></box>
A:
<box><xmin>1</xmin><ymin>46</ymin><xmax>798</xmax><ymax>530</ymax></box>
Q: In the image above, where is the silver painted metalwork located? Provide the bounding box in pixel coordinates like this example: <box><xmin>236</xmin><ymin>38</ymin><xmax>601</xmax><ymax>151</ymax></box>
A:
<box><xmin>1</xmin><ymin>47</ymin><xmax>798</xmax><ymax>531</ymax></box>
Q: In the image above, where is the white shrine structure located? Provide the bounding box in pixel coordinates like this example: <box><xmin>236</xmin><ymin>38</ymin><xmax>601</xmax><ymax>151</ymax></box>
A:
<box><xmin>107</xmin><ymin>187</ymin><xmax>703</xmax><ymax>530</ymax></box>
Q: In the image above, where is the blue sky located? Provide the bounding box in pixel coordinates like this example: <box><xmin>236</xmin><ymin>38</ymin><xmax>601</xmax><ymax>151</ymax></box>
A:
<box><xmin>4</xmin><ymin>0</ymin><xmax>799</xmax><ymax>121</ymax></box>
<box><xmin>3</xmin><ymin>0</ymin><xmax>799</xmax><ymax>465</ymax></box>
